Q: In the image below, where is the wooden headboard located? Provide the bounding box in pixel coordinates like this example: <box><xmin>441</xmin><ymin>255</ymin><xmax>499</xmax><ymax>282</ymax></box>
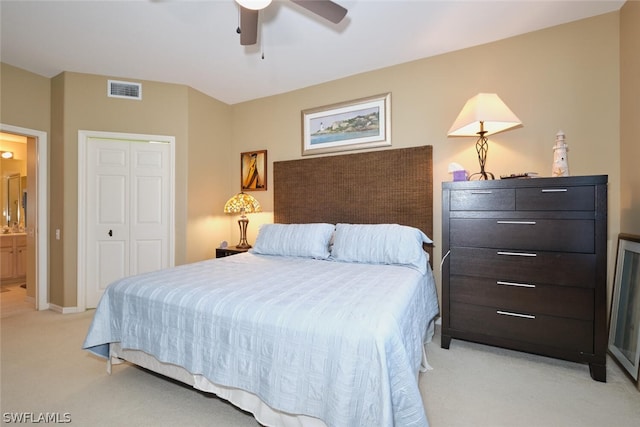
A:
<box><xmin>273</xmin><ymin>146</ymin><xmax>433</xmax><ymax>260</ymax></box>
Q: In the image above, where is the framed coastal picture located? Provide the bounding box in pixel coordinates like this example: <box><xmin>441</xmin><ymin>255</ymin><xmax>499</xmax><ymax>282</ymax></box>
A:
<box><xmin>240</xmin><ymin>150</ymin><xmax>267</xmax><ymax>191</ymax></box>
<box><xmin>301</xmin><ymin>93</ymin><xmax>391</xmax><ymax>156</ymax></box>
<box><xmin>608</xmin><ymin>233</ymin><xmax>640</xmax><ymax>383</ymax></box>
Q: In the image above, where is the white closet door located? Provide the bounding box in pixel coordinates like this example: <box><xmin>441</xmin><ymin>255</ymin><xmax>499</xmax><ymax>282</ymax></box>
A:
<box><xmin>129</xmin><ymin>142</ymin><xmax>170</xmax><ymax>275</ymax></box>
<box><xmin>86</xmin><ymin>139</ymin><xmax>130</xmax><ymax>308</ymax></box>
<box><xmin>85</xmin><ymin>138</ymin><xmax>170</xmax><ymax>308</ymax></box>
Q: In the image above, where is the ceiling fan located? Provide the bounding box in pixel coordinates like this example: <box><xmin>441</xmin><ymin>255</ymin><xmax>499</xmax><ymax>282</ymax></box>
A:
<box><xmin>236</xmin><ymin>0</ymin><xmax>347</xmax><ymax>46</ymax></box>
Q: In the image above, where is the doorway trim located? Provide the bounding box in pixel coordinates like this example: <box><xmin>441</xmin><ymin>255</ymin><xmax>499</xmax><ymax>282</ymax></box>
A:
<box><xmin>0</xmin><ymin>123</ymin><xmax>49</xmax><ymax>311</ymax></box>
<box><xmin>77</xmin><ymin>130</ymin><xmax>176</xmax><ymax>312</ymax></box>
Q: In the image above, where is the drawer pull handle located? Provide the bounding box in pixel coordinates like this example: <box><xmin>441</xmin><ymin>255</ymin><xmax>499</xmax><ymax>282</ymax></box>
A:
<box><xmin>470</xmin><ymin>191</ymin><xmax>493</xmax><ymax>194</ymax></box>
<box><xmin>496</xmin><ymin>220</ymin><xmax>536</xmax><ymax>225</ymax></box>
<box><xmin>541</xmin><ymin>188</ymin><xmax>568</xmax><ymax>193</ymax></box>
<box><xmin>497</xmin><ymin>251</ymin><xmax>537</xmax><ymax>257</ymax></box>
<box><xmin>497</xmin><ymin>310</ymin><xmax>535</xmax><ymax>319</ymax></box>
<box><xmin>497</xmin><ymin>281</ymin><xmax>536</xmax><ymax>288</ymax></box>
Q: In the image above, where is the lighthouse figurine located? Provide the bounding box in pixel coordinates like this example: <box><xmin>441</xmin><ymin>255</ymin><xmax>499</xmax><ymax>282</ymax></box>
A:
<box><xmin>552</xmin><ymin>130</ymin><xmax>569</xmax><ymax>177</ymax></box>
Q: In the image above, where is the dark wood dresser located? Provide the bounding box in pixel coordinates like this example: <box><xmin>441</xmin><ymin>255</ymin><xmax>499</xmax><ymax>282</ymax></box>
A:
<box><xmin>441</xmin><ymin>175</ymin><xmax>608</xmax><ymax>381</ymax></box>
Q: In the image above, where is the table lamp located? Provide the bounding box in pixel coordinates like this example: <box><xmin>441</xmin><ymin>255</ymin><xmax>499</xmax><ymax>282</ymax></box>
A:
<box><xmin>448</xmin><ymin>93</ymin><xmax>522</xmax><ymax>180</ymax></box>
<box><xmin>223</xmin><ymin>192</ymin><xmax>262</xmax><ymax>249</ymax></box>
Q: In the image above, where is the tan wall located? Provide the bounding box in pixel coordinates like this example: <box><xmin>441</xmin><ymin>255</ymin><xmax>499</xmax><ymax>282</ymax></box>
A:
<box><xmin>0</xmin><ymin>10</ymin><xmax>627</xmax><ymax>309</ymax></box>
<box><xmin>619</xmin><ymin>1</ymin><xmax>640</xmax><ymax>393</ymax></box>
<box><xmin>0</xmin><ymin>63</ymin><xmax>51</xmax><ymax>132</ymax></box>
<box><xmin>49</xmin><ymin>72</ymin><xmax>227</xmax><ymax>307</ymax></box>
<box><xmin>231</xmin><ymin>12</ymin><xmax>622</xmax><ymax>301</ymax></box>
<box><xmin>1</xmin><ymin>64</ymin><xmax>50</xmax><ymax>301</ymax></box>
<box><xmin>186</xmin><ymin>87</ymin><xmax>234</xmax><ymax>262</ymax></box>
<box><xmin>620</xmin><ymin>1</ymin><xmax>640</xmax><ymax>235</ymax></box>
<box><xmin>49</xmin><ymin>74</ymin><xmax>64</xmax><ymax>305</ymax></box>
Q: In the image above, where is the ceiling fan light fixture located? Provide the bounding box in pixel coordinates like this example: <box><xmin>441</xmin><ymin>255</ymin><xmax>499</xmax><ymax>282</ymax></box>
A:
<box><xmin>235</xmin><ymin>0</ymin><xmax>272</xmax><ymax>11</ymax></box>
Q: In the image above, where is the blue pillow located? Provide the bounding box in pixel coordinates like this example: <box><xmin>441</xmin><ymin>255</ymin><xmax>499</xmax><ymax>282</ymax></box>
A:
<box><xmin>251</xmin><ymin>223</ymin><xmax>335</xmax><ymax>259</ymax></box>
<box><xmin>330</xmin><ymin>223</ymin><xmax>432</xmax><ymax>274</ymax></box>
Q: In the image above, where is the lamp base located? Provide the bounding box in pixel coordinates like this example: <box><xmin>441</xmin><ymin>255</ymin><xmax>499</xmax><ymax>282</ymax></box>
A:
<box><xmin>468</xmin><ymin>171</ymin><xmax>495</xmax><ymax>180</ymax></box>
<box><xmin>470</xmin><ymin>130</ymin><xmax>495</xmax><ymax>180</ymax></box>
<box><xmin>236</xmin><ymin>216</ymin><xmax>252</xmax><ymax>249</ymax></box>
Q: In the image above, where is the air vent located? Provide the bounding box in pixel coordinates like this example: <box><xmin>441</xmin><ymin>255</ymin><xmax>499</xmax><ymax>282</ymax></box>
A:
<box><xmin>108</xmin><ymin>80</ymin><xmax>142</xmax><ymax>100</ymax></box>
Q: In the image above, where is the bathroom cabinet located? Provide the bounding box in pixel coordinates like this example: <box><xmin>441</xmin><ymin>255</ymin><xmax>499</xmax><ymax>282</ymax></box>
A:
<box><xmin>0</xmin><ymin>233</ymin><xmax>27</xmax><ymax>282</ymax></box>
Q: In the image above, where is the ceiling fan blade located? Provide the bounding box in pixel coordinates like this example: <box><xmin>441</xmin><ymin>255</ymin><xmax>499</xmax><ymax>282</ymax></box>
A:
<box><xmin>290</xmin><ymin>0</ymin><xmax>347</xmax><ymax>24</ymax></box>
<box><xmin>240</xmin><ymin>6</ymin><xmax>258</xmax><ymax>45</ymax></box>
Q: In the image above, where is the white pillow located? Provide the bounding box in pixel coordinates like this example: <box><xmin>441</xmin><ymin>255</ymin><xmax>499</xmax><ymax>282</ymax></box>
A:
<box><xmin>251</xmin><ymin>223</ymin><xmax>335</xmax><ymax>259</ymax></box>
<box><xmin>330</xmin><ymin>223</ymin><xmax>432</xmax><ymax>274</ymax></box>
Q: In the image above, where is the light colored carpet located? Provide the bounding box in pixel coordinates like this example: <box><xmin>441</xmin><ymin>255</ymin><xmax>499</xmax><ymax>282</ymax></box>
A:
<box><xmin>1</xmin><ymin>309</ymin><xmax>639</xmax><ymax>426</ymax></box>
<box><xmin>0</xmin><ymin>282</ymin><xmax>33</xmax><ymax>318</ymax></box>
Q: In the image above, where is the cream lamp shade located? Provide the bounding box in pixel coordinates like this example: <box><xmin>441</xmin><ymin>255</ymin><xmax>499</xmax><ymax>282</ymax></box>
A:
<box><xmin>448</xmin><ymin>93</ymin><xmax>522</xmax><ymax>180</ymax></box>
<box><xmin>223</xmin><ymin>192</ymin><xmax>262</xmax><ymax>249</ymax></box>
<box><xmin>448</xmin><ymin>93</ymin><xmax>522</xmax><ymax>136</ymax></box>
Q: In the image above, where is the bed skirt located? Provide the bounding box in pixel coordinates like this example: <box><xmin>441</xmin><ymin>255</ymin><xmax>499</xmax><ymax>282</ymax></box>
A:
<box><xmin>109</xmin><ymin>343</ymin><xmax>328</xmax><ymax>427</ymax></box>
<box><xmin>108</xmin><ymin>320</ymin><xmax>435</xmax><ymax>427</ymax></box>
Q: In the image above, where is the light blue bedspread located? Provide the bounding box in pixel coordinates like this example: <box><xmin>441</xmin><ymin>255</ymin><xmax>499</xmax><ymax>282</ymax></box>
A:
<box><xmin>83</xmin><ymin>253</ymin><xmax>439</xmax><ymax>427</ymax></box>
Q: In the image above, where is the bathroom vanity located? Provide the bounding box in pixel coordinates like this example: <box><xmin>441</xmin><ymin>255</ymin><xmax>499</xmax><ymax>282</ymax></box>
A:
<box><xmin>0</xmin><ymin>233</ymin><xmax>26</xmax><ymax>282</ymax></box>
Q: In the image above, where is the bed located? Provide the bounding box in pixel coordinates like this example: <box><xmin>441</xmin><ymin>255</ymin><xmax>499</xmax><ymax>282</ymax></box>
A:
<box><xmin>83</xmin><ymin>146</ymin><xmax>438</xmax><ymax>427</ymax></box>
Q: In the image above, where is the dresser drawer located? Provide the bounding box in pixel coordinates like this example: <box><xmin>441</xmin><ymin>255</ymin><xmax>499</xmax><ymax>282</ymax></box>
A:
<box><xmin>516</xmin><ymin>185</ymin><xmax>594</xmax><ymax>211</ymax></box>
<box><xmin>450</xmin><ymin>302</ymin><xmax>593</xmax><ymax>353</ymax></box>
<box><xmin>450</xmin><ymin>189</ymin><xmax>514</xmax><ymax>211</ymax></box>
<box><xmin>449</xmin><ymin>247</ymin><xmax>596</xmax><ymax>288</ymax></box>
<box><xmin>450</xmin><ymin>275</ymin><xmax>594</xmax><ymax>320</ymax></box>
<box><xmin>450</xmin><ymin>218</ymin><xmax>594</xmax><ymax>253</ymax></box>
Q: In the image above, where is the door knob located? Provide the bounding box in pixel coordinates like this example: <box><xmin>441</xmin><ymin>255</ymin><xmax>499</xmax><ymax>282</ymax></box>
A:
<box><xmin>108</xmin><ymin>230</ymin><xmax>113</xmax><ymax>237</ymax></box>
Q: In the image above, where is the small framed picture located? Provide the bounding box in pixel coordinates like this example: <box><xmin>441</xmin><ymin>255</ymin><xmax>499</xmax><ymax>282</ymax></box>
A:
<box><xmin>608</xmin><ymin>233</ymin><xmax>640</xmax><ymax>382</ymax></box>
<box><xmin>241</xmin><ymin>150</ymin><xmax>267</xmax><ymax>191</ymax></box>
<box><xmin>301</xmin><ymin>93</ymin><xmax>391</xmax><ymax>156</ymax></box>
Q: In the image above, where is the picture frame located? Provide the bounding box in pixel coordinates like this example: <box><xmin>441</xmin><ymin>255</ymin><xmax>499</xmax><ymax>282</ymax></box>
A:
<box><xmin>608</xmin><ymin>233</ymin><xmax>640</xmax><ymax>383</ymax></box>
<box><xmin>240</xmin><ymin>150</ymin><xmax>267</xmax><ymax>191</ymax></box>
<box><xmin>301</xmin><ymin>93</ymin><xmax>391</xmax><ymax>156</ymax></box>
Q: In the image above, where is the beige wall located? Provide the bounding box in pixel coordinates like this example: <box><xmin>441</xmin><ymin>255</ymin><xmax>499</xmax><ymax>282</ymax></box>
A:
<box><xmin>620</xmin><ymin>1</ymin><xmax>640</xmax><ymax>235</ymax></box>
<box><xmin>0</xmin><ymin>63</ymin><xmax>51</xmax><ymax>132</ymax></box>
<box><xmin>186</xmin><ymin>87</ymin><xmax>234</xmax><ymax>262</ymax></box>
<box><xmin>619</xmin><ymin>2</ymin><xmax>639</xmax><ymax>393</ymax></box>
<box><xmin>231</xmin><ymin>12</ymin><xmax>622</xmax><ymax>299</ymax></box>
<box><xmin>0</xmin><ymin>64</ymin><xmax>50</xmax><ymax>301</ymax></box>
<box><xmin>0</xmin><ymin>10</ymin><xmax>629</xmax><ymax>309</ymax></box>
<box><xmin>47</xmin><ymin>72</ymin><xmax>230</xmax><ymax>307</ymax></box>
<box><xmin>49</xmin><ymin>74</ymin><xmax>64</xmax><ymax>305</ymax></box>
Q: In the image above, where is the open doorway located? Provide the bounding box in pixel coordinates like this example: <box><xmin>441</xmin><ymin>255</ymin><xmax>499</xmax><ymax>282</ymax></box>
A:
<box><xmin>0</xmin><ymin>124</ymin><xmax>48</xmax><ymax>311</ymax></box>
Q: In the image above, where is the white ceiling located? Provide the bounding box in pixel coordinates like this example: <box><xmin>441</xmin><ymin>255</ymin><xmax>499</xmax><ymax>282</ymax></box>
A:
<box><xmin>0</xmin><ymin>0</ymin><xmax>625</xmax><ymax>105</ymax></box>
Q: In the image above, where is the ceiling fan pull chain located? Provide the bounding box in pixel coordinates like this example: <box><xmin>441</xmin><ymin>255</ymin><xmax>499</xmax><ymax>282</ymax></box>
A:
<box><xmin>236</xmin><ymin>6</ymin><xmax>241</xmax><ymax>34</ymax></box>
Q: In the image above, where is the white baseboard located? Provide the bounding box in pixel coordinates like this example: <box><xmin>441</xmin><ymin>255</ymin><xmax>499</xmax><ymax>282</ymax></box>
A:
<box><xmin>48</xmin><ymin>303</ymin><xmax>84</xmax><ymax>314</ymax></box>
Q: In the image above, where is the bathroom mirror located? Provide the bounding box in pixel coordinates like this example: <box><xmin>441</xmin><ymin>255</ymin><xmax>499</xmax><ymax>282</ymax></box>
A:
<box><xmin>6</xmin><ymin>173</ymin><xmax>21</xmax><ymax>227</ymax></box>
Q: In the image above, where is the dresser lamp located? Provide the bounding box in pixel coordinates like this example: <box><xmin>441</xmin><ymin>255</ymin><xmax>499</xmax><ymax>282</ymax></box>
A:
<box><xmin>447</xmin><ymin>93</ymin><xmax>522</xmax><ymax>180</ymax></box>
<box><xmin>223</xmin><ymin>192</ymin><xmax>262</xmax><ymax>249</ymax></box>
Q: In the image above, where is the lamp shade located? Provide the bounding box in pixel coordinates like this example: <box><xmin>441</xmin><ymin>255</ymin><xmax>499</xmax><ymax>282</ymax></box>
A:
<box><xmin>447</xmin><ymin>93</ymin><xmax>522</xmax><ymax>137</ymax></box>
<box><xmin>223</xmin><ymin>192</ymin><xmax>262</xmax><ymax>215</ymax></box>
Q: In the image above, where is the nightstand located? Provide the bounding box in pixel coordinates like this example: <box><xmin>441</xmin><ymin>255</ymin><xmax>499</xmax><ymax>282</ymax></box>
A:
<box><xmin>441</xmin><ymin>175</ymin><xmax>608</xmax><ymax>382</ymax></box>
<box><xmin>215</xmin><ymin>246</ymin><xmax>249</xmax><ymax>258</ymax></box>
